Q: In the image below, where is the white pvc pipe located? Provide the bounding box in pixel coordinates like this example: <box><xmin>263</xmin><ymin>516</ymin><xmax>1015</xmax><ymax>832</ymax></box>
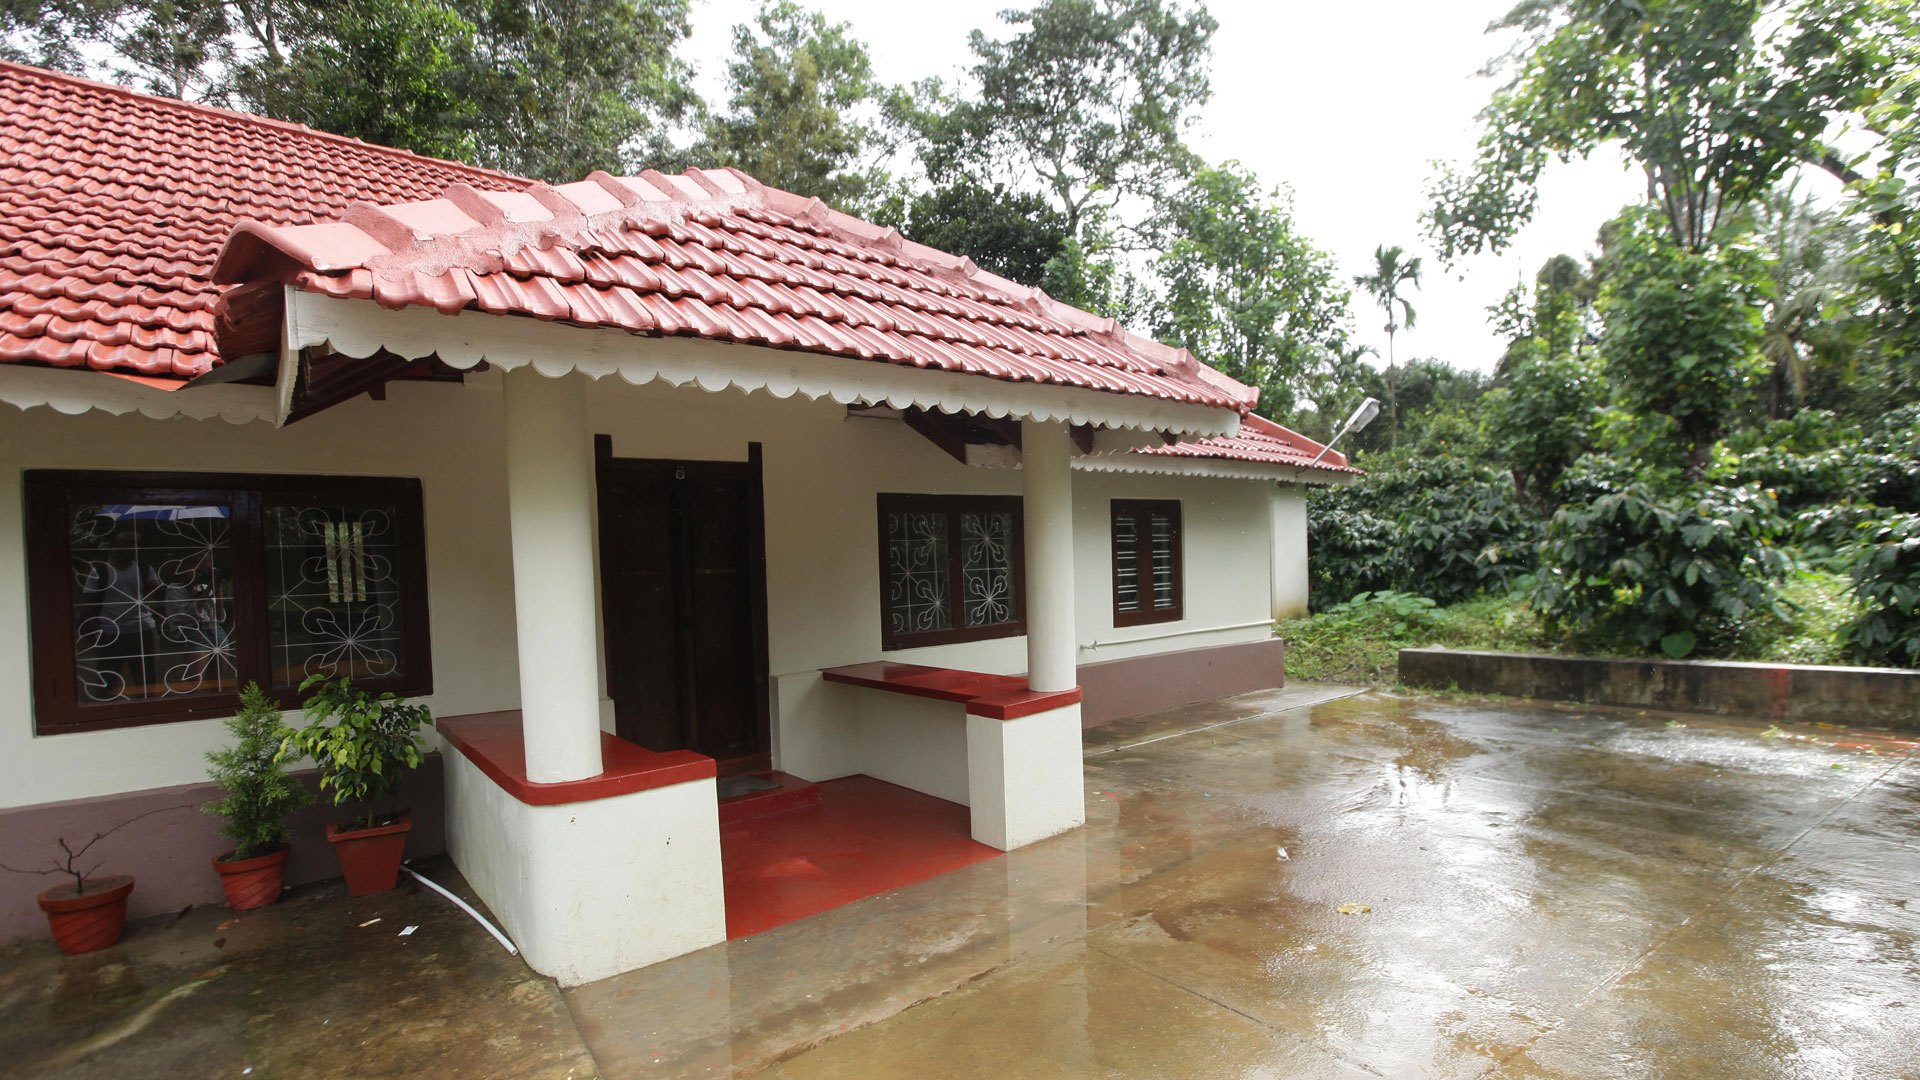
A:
<box><xmin>1022</xmin><ymin>419</ymin><xmax>1077</xmax><ymax>693</ymax></box>
<box><xmin>405</xmin><ymin>866</ymin><xmax>518</xmax><ymax>956</ymax></box>
<box><xmin>502</xmin><ymin>367</ymin><xmax>605</xmax><ymax>783</ymax></box>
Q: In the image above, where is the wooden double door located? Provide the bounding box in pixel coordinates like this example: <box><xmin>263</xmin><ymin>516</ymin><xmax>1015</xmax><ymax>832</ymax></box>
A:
<box><xmin>595</xmin><ymin>439</ymin><xmax>770</xmax><ymax>771</ymax></box>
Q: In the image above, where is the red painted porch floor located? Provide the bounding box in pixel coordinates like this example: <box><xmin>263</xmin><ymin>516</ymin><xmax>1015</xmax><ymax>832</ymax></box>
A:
<box><xmin>719</xmin><ymin>775</ymin><xmax>1002</xmax><ymax>939</ymax></box>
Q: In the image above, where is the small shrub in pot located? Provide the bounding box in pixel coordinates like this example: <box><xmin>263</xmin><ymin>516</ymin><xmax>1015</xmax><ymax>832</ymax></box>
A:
<box><xmin>281</xmin><ymin>675</ymin><xmax>431</xmax><ymax>896</ymax></box>
<box><xmin>204</xmin><ymin>682</ymin><xmax>313</xmax><ymax>910</ymax></box>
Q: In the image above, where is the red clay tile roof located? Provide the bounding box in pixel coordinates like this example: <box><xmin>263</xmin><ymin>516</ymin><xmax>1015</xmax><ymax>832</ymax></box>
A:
<box><xmin>1137</xmin><ymin>413</ymin><xmax>1356</xmax><ymax>474</ymax></box>
<box><xmin>0</xmin><ymin>61</ymin><xmax>533</xmax><ymax>380</ymax></box>
<box><xmin>211</xmin><ymin>168</ymin><xmax>1259</xmax><ymax>412</ymax></box>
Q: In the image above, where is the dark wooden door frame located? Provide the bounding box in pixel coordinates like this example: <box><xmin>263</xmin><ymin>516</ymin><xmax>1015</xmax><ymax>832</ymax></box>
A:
<box><xmin>593</xmin><ymin>436</ymin><xmax>771</xmax><ymax>771</ymax></box>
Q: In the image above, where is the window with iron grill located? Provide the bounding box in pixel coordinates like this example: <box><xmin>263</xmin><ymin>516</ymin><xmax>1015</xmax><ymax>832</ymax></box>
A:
<box><xmin>25</xmin><ymin>471</ymin><xmax>432</xmax><ymax>734</ymax></box>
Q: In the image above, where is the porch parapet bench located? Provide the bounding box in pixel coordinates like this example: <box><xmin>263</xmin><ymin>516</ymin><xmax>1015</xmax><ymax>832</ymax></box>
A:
<box><xmin>433</xmin><ymin>711</ymin><xmax>724</xmax><ymax>985</ymax></box>
<box><xmin>437</xmin><ymin>711</ymin><xmax>714</xmax><ymax>804</ymax></box>
<box><xmin>819</xmin><ymin>662</ymin><xmax>1087</xmax><ymax>851</ymax></box>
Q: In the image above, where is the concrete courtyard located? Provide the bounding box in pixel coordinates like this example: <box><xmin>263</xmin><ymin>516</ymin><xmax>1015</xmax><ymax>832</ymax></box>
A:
<box><xmin>3</xmin><ymin>685</ymin><xmax>1916</xmax><ymax>1078</ymax></box>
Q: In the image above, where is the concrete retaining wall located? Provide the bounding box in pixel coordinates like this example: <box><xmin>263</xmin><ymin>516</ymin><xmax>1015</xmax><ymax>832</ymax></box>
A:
<box><xmin>1398</xmin><ymin>647</ymin><xmax>1920</xmax><ymax>730</ymax></box>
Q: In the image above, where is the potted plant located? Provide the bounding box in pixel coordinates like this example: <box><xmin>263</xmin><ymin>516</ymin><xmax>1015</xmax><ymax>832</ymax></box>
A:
<box><xmin>2</xmin><ymin>807</ymin><xmax>181</xmax><ymax>954</ymax></box>
<box><xmin>204</xmin><ymin>681</ymin><xmax>313</xmax><ymax>911</ymax></box>
<box><xmin>281</xmin><ymin>675</ymin><xmax>431</xmax><ymax>897</ymax></box>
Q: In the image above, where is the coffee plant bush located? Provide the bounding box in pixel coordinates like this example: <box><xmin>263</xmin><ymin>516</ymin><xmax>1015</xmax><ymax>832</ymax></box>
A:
<box><xmin>1840</xmin><ymin>512</ymin><xmax>1920</xmax><ymax>667</ymax></box>
<box><xmin>1530</xmin><ymin>483</ymin><xmax>1791</xmax><ymax>657</ymax></box>
<box><xmin>1308</xmin><ymin>454</ymin><xmax>1535</xmax><ymax>610</ymax></box>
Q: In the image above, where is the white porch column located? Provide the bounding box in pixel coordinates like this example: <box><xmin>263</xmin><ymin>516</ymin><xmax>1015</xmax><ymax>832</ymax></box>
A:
<box><xmin>1021</xmin><ymin>419</ymin><xmax>1076</xmax><ymax>692</ymax></box>
<box><xmin>503</xmin><ymin>367</ymin><xmax>605</xmax><ymax>782</ymax></box>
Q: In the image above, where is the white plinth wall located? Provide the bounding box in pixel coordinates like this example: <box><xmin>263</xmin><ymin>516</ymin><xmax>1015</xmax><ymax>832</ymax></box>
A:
<box><xmin>443</xmin><ymin>751</ymin><xmax>725</xmax><ymax>985</ymax></box>
<box><xmin>967</xmin><ymin>703</ymin><xmax>1087</xmax><ymax>850</ymax></box>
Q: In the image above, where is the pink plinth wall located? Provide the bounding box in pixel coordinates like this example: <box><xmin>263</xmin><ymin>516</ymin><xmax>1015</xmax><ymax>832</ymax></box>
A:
<box><xmin>1076</xmin><ymin>637</ymin><xmax>1287</xmax><ymax>729</ymax></box>
<box><xmin>0</xmin><ymin>756</ymin><xmax>445</xmax><ymax>946</ymax></box>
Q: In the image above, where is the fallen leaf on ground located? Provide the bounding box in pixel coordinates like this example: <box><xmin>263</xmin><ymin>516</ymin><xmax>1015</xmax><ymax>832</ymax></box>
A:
<box><xmin>1336</xmin><ymin>903</ymin><xmax>1372</xmax><ymax>915</ymax></box>
<box><xmin>217</xmin><ymin>919</ymin><xmax>239</xmax><ymax>931</ymax></box>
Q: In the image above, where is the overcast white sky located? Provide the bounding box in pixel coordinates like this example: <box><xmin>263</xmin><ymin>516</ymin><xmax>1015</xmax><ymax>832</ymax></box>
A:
<box><xmin>686</xmin><ymin>0</ymin><xmax>1648</xmax><ymax>374</ymax></box>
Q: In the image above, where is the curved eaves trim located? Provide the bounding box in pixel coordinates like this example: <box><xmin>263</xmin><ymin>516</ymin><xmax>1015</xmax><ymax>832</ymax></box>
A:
<box><xmin>1073</xmin><ymin>451</ymin><xmax>1359</xmax><ymax>486</ymax></box>
<box><xmin>288</xmin><ymin>291</ymin><xmax>1244</xmax><ymax>437</ymax></box>
<box><xmin>0</xmin><ymin>364</ymin><xmax>277</xmax><ymax>424</ymax></box>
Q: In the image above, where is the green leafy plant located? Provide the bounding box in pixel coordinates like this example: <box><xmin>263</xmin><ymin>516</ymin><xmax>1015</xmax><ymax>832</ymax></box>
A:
<box><xmin>1308</xmin><ymin>454</ymin><xmax>1537</xmax><ymax>610</ymax></box>
<box><xmin>1598</xmin><ymin>211</ymin><xmax>1769</xmax><ymax>479</ymax></box>
<box><xmin>205</xmin><ymin>682</ymin><xmax>313</xmax><ymax>860</ymax></box>
<box><xmin>1530</xmin><ymin>483</ymin><xmax>1792</xmax><ymax>657</ymax></box>
<box><xmin>280</xmin><ymin>676</ymin><xmax>431</xmax><ymax>832</ymax></box>
<box><xmin>1839</xmin><ymin>512</ymin><xmax>1920</xmax><ymax>666</ymax></box>
<box><xmin>1483</xmin><ymin>345</ymin><xmax>1603</xmax><ymax>513</ymax></box>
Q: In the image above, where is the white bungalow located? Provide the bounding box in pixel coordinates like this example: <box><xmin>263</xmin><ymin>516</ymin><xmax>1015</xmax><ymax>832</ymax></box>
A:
<box><xmin>0</xmin><ymin>62</ymin><xmax>1357</xmax><ymax>983</ymax></box>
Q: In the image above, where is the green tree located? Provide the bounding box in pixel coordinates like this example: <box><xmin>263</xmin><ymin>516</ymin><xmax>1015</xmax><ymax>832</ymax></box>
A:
<box><xmin>697</xmin><ymin>1</ymin><xmax>881</xmax><ymax>208</ymax></box>
<box><xmin>1352</xmin><ymin>243</ymin><xmax>1423</xmax><ymax>447</ymax></box>
<box><xmin>1485</xmin><ymin>346</ymin><xmax>1602</xmax><ymax>512</ymax></box>
<box><xmin>231</xmin><ymin>0</ymin><xmax>483</xmax><ymax>162</ymax></box>
<box><xmin>888</xmin><ymin>0</ymin><xmax>1215</xmax><ymax>239</ymax></box>
<box><xmin>4</xmin><ymin>0</ymin><xmax>701</xmax><ymax>180</ymax></box>
<box><xmin>877</xmin><ymin>181</ymin><xmax>1071</xmax><ymax>288</ymax></box>
<box><xmin>1426</xmin><ymin>0</ymin><xmax>1894</xmax><ymax>261</ymax></box>
<box><xmin>453</xmin><ymin>0</ymin><xmax>697</xmax><ymax>179</ymax></box>
<box><xmin>2</xmin><ymin>0</ymin><xmax>235</xmax><ymax>98</ymax></box>
<box><xmin>1151</xmin><ymin>163</ymin><xmax>1352</xmax><ymax>418</ymax></box>
<box><xmin>1597</xmin><ymin>209</ymin><xmax>1769</xmax><ymax>480</ymax></box>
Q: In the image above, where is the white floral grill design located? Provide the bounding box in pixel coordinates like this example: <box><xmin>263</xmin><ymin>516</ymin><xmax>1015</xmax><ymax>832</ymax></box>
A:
<box><xmin>70</xmin><ymin>504</ymin><xmax>237</xmax><ymax>703</ymax></box>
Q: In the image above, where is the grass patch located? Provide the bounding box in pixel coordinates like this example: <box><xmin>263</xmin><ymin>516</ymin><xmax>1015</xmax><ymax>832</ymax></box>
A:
<box><xmin>1282</xmin><ymin>572</ymin><xmax>1867</xmax><ymax>685</ymax></box>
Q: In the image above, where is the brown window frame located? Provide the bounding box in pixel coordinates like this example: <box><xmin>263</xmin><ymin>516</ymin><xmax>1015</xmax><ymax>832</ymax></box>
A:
<box><xmin>877</xmin><ymin>493</ymin><xmax>1026</xmax><ymax>651</ymax></box>
<box><xmin>1111</xmin><ymin>499</ymin><xmax>1184</xmax><ymax>627</ymax></box>
<box><xmin>25</xmin><ymin>470</ymin><xmax>433</xmax><ymax>735</ymax></box>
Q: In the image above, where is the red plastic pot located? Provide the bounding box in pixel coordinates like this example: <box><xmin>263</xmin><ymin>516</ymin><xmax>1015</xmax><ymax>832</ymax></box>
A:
<box><xmin>37</xmin><ymin>875</ymin><xmax>135</xmax><ymax>955</ymax></box>
<box><xmin>213</xmin><ymin>844</ymin><xmax>290</xmax><ymax>911</ymax></box>
<box><xmin>326</xmin><ymin>814</ymin><xmax>412</xmax><ymax>897</ymax></box>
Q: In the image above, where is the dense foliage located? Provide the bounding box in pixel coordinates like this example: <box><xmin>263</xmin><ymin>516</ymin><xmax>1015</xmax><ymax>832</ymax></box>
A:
<box><xmin>1840</xmin><ymin>513</ymin><xmax>1920</xmax><ymax>666</ymax></box>
<box><xmin>1598</xmin><ymin>212</ymin><xmax>1770</xmax><ymax>478</ymax></box>
<box><xmin>204</xmin><ymin>682</ymin><xmax>313</xmax><ymax>860</ymax></box>
<box><xmin>1530</xmin><ymin>484</ymin><xmax>1791</xmax><ymax>657</ymax></box>
<box><xmin>1308</xmin><ymin>454</ymin><xmax>1536</xmax><ymax>610</ymax></box>
<box><xmin>695</xmin><ymin>1</ymin><xmax>881</xmax><ymax>210</ymax></box>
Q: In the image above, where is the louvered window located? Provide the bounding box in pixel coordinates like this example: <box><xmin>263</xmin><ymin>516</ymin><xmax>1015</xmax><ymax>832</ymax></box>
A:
<box><xmin>1112</xmin><ymin>500</ymin><xmax>1182</xmax><ymax>627</ymax></box>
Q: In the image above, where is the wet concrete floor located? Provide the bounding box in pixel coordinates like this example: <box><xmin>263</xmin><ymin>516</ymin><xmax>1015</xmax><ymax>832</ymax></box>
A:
<box><xmin>0</xmin><ymin>858</ymin><xmax>593</xmax><ymax>1080</ymax></box>
<box><xmin>4</xmin><ymin>686</ymin><xmax>1917</xmax><ymax>1078</ymax></box>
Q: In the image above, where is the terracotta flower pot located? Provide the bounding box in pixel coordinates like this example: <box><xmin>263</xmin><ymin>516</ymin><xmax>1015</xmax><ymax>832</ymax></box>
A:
<box><xmin>37</xmin><ymin>875</ymin><xmax>135</xmax><ymax>955</ymax></box>
<box><xmin>213</xmin><ymin>844</ymin><xmax>290</xmax><ymax>911</ymax></box>
<box><xmin>326</xmin><ymin>814</ymin><xmax>412</xmax><ymax>897</ymax></box>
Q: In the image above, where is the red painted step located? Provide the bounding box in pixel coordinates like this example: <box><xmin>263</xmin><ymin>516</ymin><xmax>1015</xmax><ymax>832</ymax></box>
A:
<box><xmin>718</xmin><ymin>771</ymin><xmax>821</xmax><ymax>826</ymax></box>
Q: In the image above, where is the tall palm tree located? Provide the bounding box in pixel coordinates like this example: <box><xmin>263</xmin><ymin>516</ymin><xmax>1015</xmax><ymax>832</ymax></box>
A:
<box><xmin>1354</xmin><ymin>244</ymin><xmax>1423</xmax><ymax>448</ymax></box>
